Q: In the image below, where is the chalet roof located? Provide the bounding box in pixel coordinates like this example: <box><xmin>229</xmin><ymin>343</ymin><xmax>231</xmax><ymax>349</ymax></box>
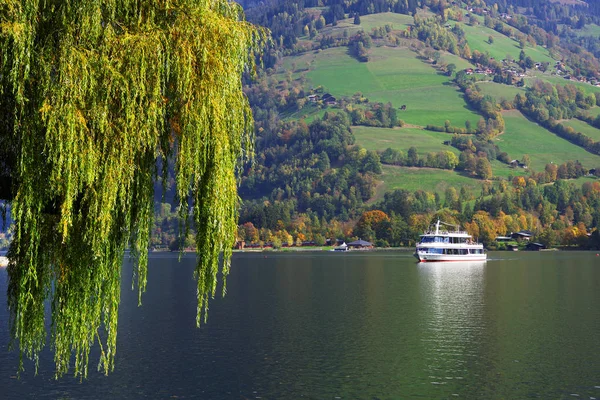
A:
<box><xmin>495</xmin><ymin>236</ymin><xmax>512</xmax><ymax>241</ymax></box>
<box><xmin>348</xmin><ymin>239</ymin><xmax>372</xmax><ymax>247</ymax></box>
<box><xmin>525</xmin><ymin>242</ymin><xmax>545</xmax><ymax>250</ymax></box>
<box><xmin>513</xmin><ymin>230</ymin><xmax>533</xmax><ymax>237</ymax></box>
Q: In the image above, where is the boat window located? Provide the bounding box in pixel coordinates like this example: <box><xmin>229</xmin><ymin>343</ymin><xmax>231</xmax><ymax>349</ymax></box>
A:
<box><xmin>427</xmin><ymin>248</ymin><xmax>444</xmax><ymax>254</ymax></box>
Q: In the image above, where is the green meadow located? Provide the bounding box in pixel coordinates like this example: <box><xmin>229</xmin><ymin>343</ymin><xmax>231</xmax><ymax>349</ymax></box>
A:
<box><xmin>280</xmin><ymin>103</ymin><xmax>328</xmax><ymax>123</ymax></box>
<box><xmin>352</xmin><ymin>125</ymin><xmax>458</xmax><ymax>155</ymax></box>
<box><xmin>478</xmin><ymin>81</ymin><xmax>524</xmax><ymax>101</ymax></box>
<box><xmin>306</xmin><ymin>46</ymin><xmax>481</xmax><ymax>127</ymax></box>
<box><xmin>561</xmin><ymin>119</ymin><xmax>600</xmax><ymax>142</ymax></box>
<box><xmin>275</xmin><ymin>12</ymin><xmax>598</xmax><ymax>197</ymax></box>
<box><xmin>585</xmin><ymin>107</ymin><xmax>600</xmax><ymax>118</ymax></box>
<box><xmin>438</xmin><ymin>51</ymin><xmax>474</xmax><ymax>70</ymax></box>
<box><xmin>459</xmin><ymin>23</ymin><xmax>554</xmax><ymax>64</ymax></box>
<box><xmin>379</xmin><ymin>165</ymin><xmax>484</xmax><ymax>196</ymax></box>
<box><xmin>353</xmin><ymin>125</ymin><xmax>529</xmax><ymax>179</ymax></box>
<box><xmin>497</xmin><ymin>111</ymin><xmax>600</xmax><ymax>170</ymax></box>
<box><xmin>490</xmin><ymin>159</ymin><xmax>528</xmax><ymax>178</ymax></box>
<box><xmin>320</xmin><ymin>12</ymin><xmax>415</xmax><ymax>37</ymax></box>
<box><xmin>572</xmin><ymin>24</ymin><xmax>600</xmax><ymax>38</ymax></box>
<box><xmin>525</xmin><ymin>73</ymin><xmax>600</xmax><ymax>95</ymax></box>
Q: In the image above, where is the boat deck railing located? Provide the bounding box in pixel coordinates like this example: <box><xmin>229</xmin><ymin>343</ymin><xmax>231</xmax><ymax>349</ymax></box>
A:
<box><xmin>422</xmin><ymin>229</ymin><xmax>470</xmax><ymax>236</ymax></box>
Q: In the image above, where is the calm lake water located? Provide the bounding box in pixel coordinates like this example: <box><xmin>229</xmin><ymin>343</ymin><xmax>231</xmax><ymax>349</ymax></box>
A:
<box><xmin>1</xmin><ymin>251</ymin><xmax>600</xmax><ymax>399</ymax></box>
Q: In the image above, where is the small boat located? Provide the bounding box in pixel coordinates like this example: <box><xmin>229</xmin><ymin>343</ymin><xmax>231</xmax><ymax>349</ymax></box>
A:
<box><xmin>415</xmin><ymin>220</ymin><xmax>487</xmax><ymax>262</ymax></box>
<box><xmin>332</xmin><ymin>242</ymin><xmax>348</xmax><ymax>252</ymax></box>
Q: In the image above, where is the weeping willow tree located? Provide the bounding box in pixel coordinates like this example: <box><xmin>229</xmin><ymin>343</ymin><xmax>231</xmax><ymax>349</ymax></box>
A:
<box><xmin>0</xmin><ymin>0</ymin><xmax>266</xmax><ymax>378</ymax></box>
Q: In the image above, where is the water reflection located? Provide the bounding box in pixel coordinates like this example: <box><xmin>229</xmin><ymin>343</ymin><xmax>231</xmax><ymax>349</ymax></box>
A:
<box><xmin>418</xmin><ymin>261</ymin><xmax>487</xmax><ymax>393</ymax></box>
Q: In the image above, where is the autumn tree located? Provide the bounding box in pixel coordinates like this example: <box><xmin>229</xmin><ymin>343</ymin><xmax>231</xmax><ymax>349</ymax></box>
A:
<box><xmin>354</xmin><ymin>210</ymin><xmax>390</xmax><ymax>242</ymax></box>
<box><xmin>476</xmin><ymin>157</ymin><xmax>493</xmax><ymax>180</ymax></box>
<box><xmin>0</xmin><ymin>0</ymin><xmax>266</xmax><ymax>378</ymax></box>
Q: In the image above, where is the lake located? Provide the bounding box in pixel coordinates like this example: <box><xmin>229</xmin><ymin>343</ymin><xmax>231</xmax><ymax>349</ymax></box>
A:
<box><xmin>1</xmin><ymin>251</ymin><xmax>600</xmax><ymax>399</ymax></box>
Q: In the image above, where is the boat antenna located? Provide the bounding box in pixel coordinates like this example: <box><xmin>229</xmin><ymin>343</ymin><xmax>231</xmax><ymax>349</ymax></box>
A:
<box><xmin>438</xmin><ymin>220</ymin><xmax>461</xmax><ymax>231</ymax></box>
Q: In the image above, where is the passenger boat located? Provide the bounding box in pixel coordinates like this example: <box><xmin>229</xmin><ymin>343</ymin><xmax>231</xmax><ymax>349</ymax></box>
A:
<box><xmin>415</xmin><ymin>220</ymin><xmax>487</xmax><ymax>262</ymax></box>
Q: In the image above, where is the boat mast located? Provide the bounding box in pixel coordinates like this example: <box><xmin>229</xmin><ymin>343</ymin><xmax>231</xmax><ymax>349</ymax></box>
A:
<box><xmin>435</xmin><ymin>219</ymin><xmax>440</xmax><ymax>235</ymax></box>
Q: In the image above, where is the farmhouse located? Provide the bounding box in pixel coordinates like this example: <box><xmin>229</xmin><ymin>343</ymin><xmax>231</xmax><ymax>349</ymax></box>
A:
<box><xmin>510</xmin><ymin>159</ymin><xmax>528</xmax><ymax>169</ymax></box>
<box><xmin>512</xmin><ymin>230</ymin><xmax>533</xmax><ymax>241</ymax></box>
<box><xmin>525</xmin><ymin>242</ymin><xmax>545</xmax><ymax>251</ymax></box>
<box><xmin>347</xmin><ymin>239</ymin><xmax>373</xmax><ymax>249</ymax></box>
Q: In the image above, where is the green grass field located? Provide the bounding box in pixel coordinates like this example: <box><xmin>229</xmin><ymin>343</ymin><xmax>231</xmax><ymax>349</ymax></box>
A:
<box><xmin>319</xmin><ymin>12</ymin><xmax>415</xmax><ymax>38</ymax></box>
<box><xmin>525</xmin><ymin>73</ymin><xmax>600</xmax><ymax>95</ymax></box>
<box><xmin>305</xmin><ymin>46</ymin><xmax>482</xmax><ymax>127</ymax></box>
<box><xmin>478</xmin><ymin>81</ymin><xmax>524</xmax><ymax>101</ymax></box>
<box><xmin>353</xmin><ymin>125</ymin><xmax>529</xmax><ymax>180</ymax></box>
<box><xmin>561</xmin><ymin>118</ymin><xmax>600</xmax><ymax>142</ymax></box>
<box><xmin>572</xmin><ymin>24</ymin><xmax>600</xmax><ymax>38</ymax></box>
<box><xmin>280</xmin><ymin>103</ymin><xmax>328</xmax><ymax>123</ymax></box>
<box><xmin>378</xmin><ymin>165</ymin><xmax>484</xmax><ymax>196</ymax></box>
<box><xmin>585</xmin><ymin>107</ymin><xmax>600</xmax><ymax>118</ymax></box>
<box><xmin>438</xmin><ymin>50</ymin><xmax>474</xmax><ymax>71</ymax></box>
<box><xmin>459</xmin><ymin>23</ymin><xmax>554</xmax><ymax>64</ymax></box>
<box><xmin>490</xmin><ymin>159</ymin><xmax>528</xmax><ymax>179</ymax></box>
<box><xmin>496</xmin><ymin>111</ymin><xmax>600</xmax><ymax>170</ymax></box>
<box><xmin>352</xmin><ymin>125</ymin><xmax>459</xmax><ymax>154</ymax></box>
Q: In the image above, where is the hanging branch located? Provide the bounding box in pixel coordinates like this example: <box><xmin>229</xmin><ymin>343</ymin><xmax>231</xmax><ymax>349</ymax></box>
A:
<box><xmin>0</xmin><ymin>0</ymin><xmax>267</xmax><ymax>378</ymax></box>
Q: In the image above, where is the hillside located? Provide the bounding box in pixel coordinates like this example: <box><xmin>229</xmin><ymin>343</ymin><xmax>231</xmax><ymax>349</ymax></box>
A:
<box><xmin>229</xmin><ymin>0</ymin><xmax>600</xmax><ymax>249</ymax></box>
<box><xmin>268</xmin><ymin>10</ymin><xmax>600</xmax><ymax>189</ymax></box>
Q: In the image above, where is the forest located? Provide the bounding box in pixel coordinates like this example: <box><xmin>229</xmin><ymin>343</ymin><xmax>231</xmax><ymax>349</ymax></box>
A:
<box><xmin>5</xmin><ymin>0</ymin><xmax>600</xmax><ymax>253</ymax></box>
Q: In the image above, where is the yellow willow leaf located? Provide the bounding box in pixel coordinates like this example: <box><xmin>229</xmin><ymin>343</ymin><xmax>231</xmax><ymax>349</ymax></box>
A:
<box><xmin>1</xmin><ymin>0</ymin><xmax>268</xmax><ymax>378</ymax></box>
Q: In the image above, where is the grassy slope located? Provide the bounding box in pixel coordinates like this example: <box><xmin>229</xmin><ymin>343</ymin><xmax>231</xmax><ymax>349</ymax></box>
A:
<box><xmin>306</xmin><ymin>46</ymin><xmax>481</xmax><ymax>127</ymax></box>
<box><xmin>561</xmin><ymin>118</ymin><xmax>600</xmax><ymax>142</ymax></box>
<box><xmin>525</xmin><ymin>72</ymin><xmax>600</xmax><ymax>95</ymax></box>
<box><xmin>572</xmin><ymin>24</ymin><xmax>600</xmax><ymax>37</ymax></box>
<box><xmin>379</xmin><ymin>165</ymin><xmax>484</xmax><ymax>195</ymax></box>
<box><xmin>276</xmin><ymin>13</ymin><xmax>598</xmax><ymax>197</ymax></box>
<box><xmin>460</xmin><ymin>23</ymin><xmax>554</xmax><ymax>63</ymax></box>
<box><xmin>586</xmin><ymin>107</ymin><xmax>600</xmax><ymax>118</ymax></box>
<box><xmin>352</xmin><ymin>125</ymin><xmax>459</xmax><ymax>154</ymax></box>
<box><xmin>497</xmin><ymin>111</ymin><xmax>600</xmax><ymax>170</ymax></box>
<box><xmin>478</xmin><ymin>81</ymin><xmax>524</xmax><ymax>101</ymax></box>
<box><xmin>321</xmin><ymin>12</ymin><xmax>415</xmax><ymax>37</ymax></box>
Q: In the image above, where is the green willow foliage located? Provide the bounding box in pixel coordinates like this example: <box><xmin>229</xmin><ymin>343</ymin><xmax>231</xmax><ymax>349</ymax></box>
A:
<box><xmin>0</xmin><ymin>0</ymin><xmax>266</xmax><ymax>378</ymax></box>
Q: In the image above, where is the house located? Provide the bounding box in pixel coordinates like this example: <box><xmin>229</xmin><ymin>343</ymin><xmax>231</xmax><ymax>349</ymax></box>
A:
<box><xmin>307</xmin><ymin>94</ymin><xmax>318</xmax><ymax>102</ymax></box>
<box><xmin>511</xmin><ymin>230</ymin><xmax>533</xmax><ymax>241</ymax></box>
<box><xmin>347</xmin><ymin>239</ymin><xmax>373</xmax><ymax>249</ymax></box>
<box><xmin>320</xmin><ymin>93</ymin><xmax>336</xmax><ymax>105</ymax></box>
<box><xmin>510</xmin><ymin>159</ymin><xmax>528</xmax><ymax>169</ymax></box>
<box><xmin>495</xmin><ymin>236</ymin><xmax>513</xmax><ymax>242</ymax></box>
<box><xmin>525</xmin><ymin>242</ymin><xmax>545</xmax><ymax>251</ymax></box>
<box><xmin>324</xmin><ymin>96</ymin><xmax>337</xmax><ymax>105</ymax></box>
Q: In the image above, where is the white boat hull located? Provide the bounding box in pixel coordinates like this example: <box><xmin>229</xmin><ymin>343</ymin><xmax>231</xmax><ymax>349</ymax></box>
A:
<box><xmin>415</xmin><ymin>252</ymin><xmax>487</xmax><ymax>262</ymax></box>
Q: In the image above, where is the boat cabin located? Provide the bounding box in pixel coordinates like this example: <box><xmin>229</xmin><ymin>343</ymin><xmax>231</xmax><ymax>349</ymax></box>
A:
<box><xmin>424</xmin><ymin>248</ymin><xmax>485</xmax><ymax>255</ymax></box>
<box><xmin>419</xmin><ymin>235</ymin><xmax>472</xmax><ymax>244</ymax></box>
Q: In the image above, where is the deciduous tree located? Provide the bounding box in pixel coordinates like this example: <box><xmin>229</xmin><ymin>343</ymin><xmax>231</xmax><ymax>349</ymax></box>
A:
<box><xmin>1</xmin><ymin>0</ymin><xmax>265</xmax><ymax>378</ymax></box>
